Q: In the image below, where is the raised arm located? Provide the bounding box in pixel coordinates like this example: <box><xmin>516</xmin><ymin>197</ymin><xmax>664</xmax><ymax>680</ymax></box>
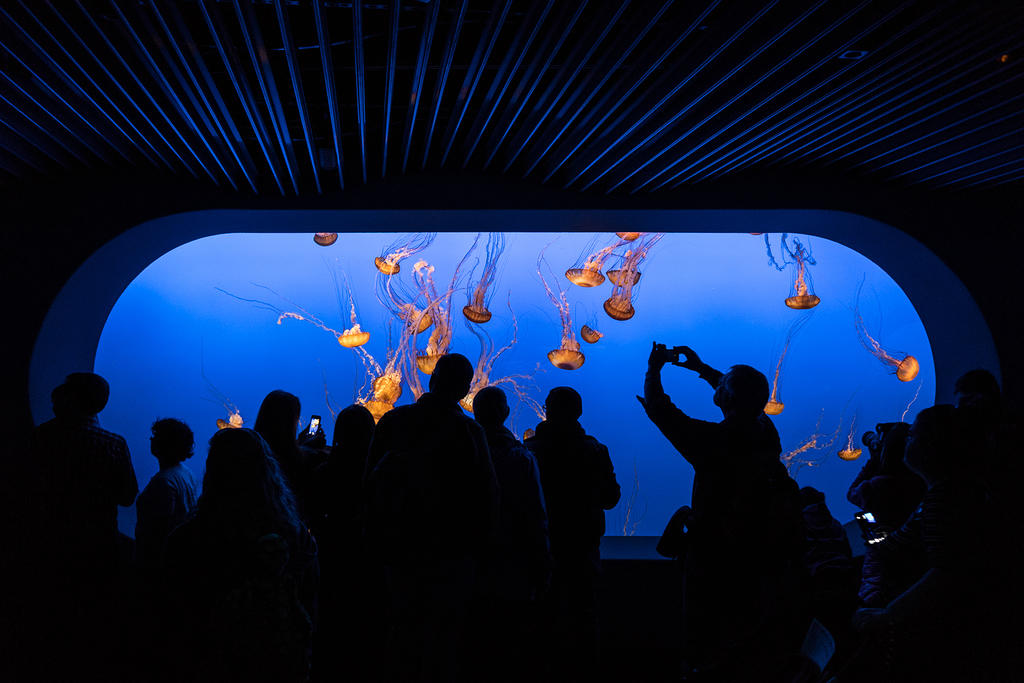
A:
<box><xmin>637</xmin><ymin>342</ymin><xmax>719</xmax><ymax>468</ymax></box>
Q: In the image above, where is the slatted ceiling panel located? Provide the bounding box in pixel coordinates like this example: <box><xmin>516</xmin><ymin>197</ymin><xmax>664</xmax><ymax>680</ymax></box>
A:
<box><xmin>1</xmin><ymin>0</ymin><xmax>1021</xmax><ymax>194</ymax></box>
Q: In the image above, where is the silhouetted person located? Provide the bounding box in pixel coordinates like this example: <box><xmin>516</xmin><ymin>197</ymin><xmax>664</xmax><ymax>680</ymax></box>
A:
<box><xmin>798</xmin><ymin>487</ymin><xmax>857</xmax><ymax>644</ymax></box>
<box><xmin>365</xmin><ymin>353</ymin><xmax>499</xmax><ymax>683</ymax></box>
<box><xmin>135</xmin><ymin>418</ymin><xmax>198</xmax><ymax>572</ymax></box>
<box><xmin>29</xmin><ymin>372</ymin><xmax>138</xmax><ymax>679</ymax></box>
<box><xmin>308</xmin><ymin>404</ymin><xmax>377</xmax><ymax>682</ymax></box>
<box><xmin>525</xmin><ymin>386</ymin><xmax>619</xmax><ymax>682</ymax></box>
<box><xmin>638</xmin><ymin>343</ymin><xmax>802</xmax><ymax>681</ymax></box>
<box><xmin>847</xmin><ymin>422</ymin><xmax>925</xmax><ymax>608</ymax></box>
<box><xmin>467</xmin><ymin>386</ymin><xmax>550</xmax><ymax>682</ymax></box>
<box><xmin>844</xmin><ymin>405</ymin><xmax>1016</xmax><ymax>681</ymax></box>
<box><xmin>164</xmin><ymin>428</ymin><xmax>318</xmax><ymax>683</ymax></box>
<box><xmin>254</xmin><ymin>389</ymin><xmax>320</xmax><ymax>520</ymax></box>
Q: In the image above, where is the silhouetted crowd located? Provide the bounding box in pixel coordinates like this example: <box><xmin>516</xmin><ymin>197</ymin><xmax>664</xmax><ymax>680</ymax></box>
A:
<box><xmin>10</xmin><ymin>347</ymin><xmax>1023</xmax><ymax>682</ymax></box>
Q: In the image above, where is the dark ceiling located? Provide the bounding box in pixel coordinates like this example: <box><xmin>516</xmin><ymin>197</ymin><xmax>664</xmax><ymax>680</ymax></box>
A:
<box><xmin>1</xmin><ymin>0</ymin><xmax>1022</xmax><ymax>196</ymax></box>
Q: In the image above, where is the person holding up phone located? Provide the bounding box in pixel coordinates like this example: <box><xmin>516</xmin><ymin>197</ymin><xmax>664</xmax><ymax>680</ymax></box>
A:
<box><xmin>637</xmin><ymin>342</ymin><xmax>803</xmax><ymax>681</ymax></box>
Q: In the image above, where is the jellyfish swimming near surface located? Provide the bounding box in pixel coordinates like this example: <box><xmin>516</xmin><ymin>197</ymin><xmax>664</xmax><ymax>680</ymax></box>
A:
<box><xmin>463</xmin><ymin>232</ymin><xmax>505</xmax><ymax>324</ymax></box>
<box><xmin>616</xmin><ymin>232</ymin><xmax>643</xmax><ymax>242</ymax></box>
<box><xmin>853</xmin><ymin>281</ymin><xmax>920</xmax><ymax>382</ymax></box>
<box><xmin>603</xmin><ymin>233</ymin><xmax>663</xmax><ymax>321</ymax></box>
<box><xmin>838</xmin><ymin>413</ymin><xmax>863</xmax><ymax>461</ymax></box>
<box><xmin>565</xmin><ymin>236</ymin><xmax>628</xmax><ymax>288</ymax></box>
<box><xmin>764</xmin><ymin>312</ymin><xmax>814</xmax><ymax>415</ymax></box>
<box><xmin>374</xmin><ymin>232</ymin><xmax>436</xmax><ymax>275</ymax></box>
<box><xmin>313</xmin><ymin>232</ymin><xmax>338</xmax><ymax>246</ymax></box>
<box><xmin>538</xmin><ymin>247</ymin><xmax>585</xmax><ymax>370</ymax></box>
<box><xmin>765</xmin><ymin>233</ymin><xmax>820</xmax><ymax>310</ymax></box>
<box><xmin>780</xmin><ymin>410</ymin><xmax>841</xmax><ymax>476</ymax></box>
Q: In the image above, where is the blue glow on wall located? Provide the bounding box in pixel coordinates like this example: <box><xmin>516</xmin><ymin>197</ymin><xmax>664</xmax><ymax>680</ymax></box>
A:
<box><xmin>96</xmin><ymin>231</ymin><xmax>934</xmax><ymax>537</ymax></box>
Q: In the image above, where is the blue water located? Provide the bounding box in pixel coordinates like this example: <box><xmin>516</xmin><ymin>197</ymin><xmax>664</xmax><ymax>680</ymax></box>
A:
<box><xmin>96</xmin><ymin>232</ymin><xmax>934</xmax><ymax>537</ymax></box>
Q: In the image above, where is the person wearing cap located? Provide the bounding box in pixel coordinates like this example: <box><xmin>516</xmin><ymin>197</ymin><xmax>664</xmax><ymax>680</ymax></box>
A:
<box><xmin>31</xmin><ymin>372</ymin><xmax>138</xmax><ymax>574</ymax></box>
<box><xmin>28</xmin><ymin>372</ymin><xmax>138</xmax><ymax>679</ymax></box>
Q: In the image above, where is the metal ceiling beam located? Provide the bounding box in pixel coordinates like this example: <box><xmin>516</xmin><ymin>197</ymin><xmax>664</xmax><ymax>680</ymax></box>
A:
<box><xmin>313</xmin><ymin>0</ymin><xmax>345</xmax><ymax>188</ymax></box>
<box><xmin>274</xmin><ymin>0</ymin><xmax>320</xmax><ymax>193</ymax></box>
<box><xmin>422</xmin><ymin>0</ymin><xmax>468</xmax><ymax>167</ymax></box>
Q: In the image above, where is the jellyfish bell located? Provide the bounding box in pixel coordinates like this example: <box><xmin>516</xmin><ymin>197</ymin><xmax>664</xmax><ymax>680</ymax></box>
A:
<box><xmin>373</xmin><ymin>374</ymin><xmax>403</xmax><ymax>404</ymax></box>
<box><xmin>399</xmin><ymin>304</ymin><xmax>433</xmax><ymax>333</ymax></box>
<box><xmin>363</xmin><ymin>399</ymin><xmax>394</xmax><ymax>423</ymax></box>
<box><xmin>616</xmin><ymin>232</ymin><xmax>642</xmax><ymax>242</ymax></box>
<box><xmin>337</xmin><ymin>324</ymin><xmax>370</xmax><ymax>348</ymax></box>
<box><xmin>838</xmin><ymin>447</ymin><xmax>863</xmax><ymax>461</ymax></box>
<box><xmin>606</xmin><ymin>269</ymin><xmax>641</xmax><ymax>287</ymax></box>
<box><xmin>603</xmin><ymin>297</ymin><xmax>635</xmax><ymax>321</ymax></box>
<box><xmin>548</xmin><ymin>348</ymin><xmax>585</xmax><ymax>370</ymax></box>
<box><xmin>565</xmin><ymin>267</ymin><xmax>606</xmax><ymax>288</ymax></box>
<box><xmin>580</xmin><ymin>325</ymin><xmax>603</xmax><ymax>344</ymax></box>
<box><xmin>896</xmin><ymin>355</ymin><xmax>920</xmax><ymax>382</ymax></box>
<box><xmin>313</xmin><ymin>232</ymin><xmax>338</xmax><ymax>246</ymax></box>
<box><xmin>216</xmin><ymin>411</ymin><xmax>243</xmax><ymax>430</ymax></box>
<box><xmin>416</xmin><ymin>353</ymin><xmax>443</xmax><ymax>375</ymax></box>
<box><xmin>523</xmin><ymin>428</ymin><xmax>535</xmax><ymax>440</ymax></box>
<box><xmin>462</xmin><ymin>304</ymin><xmax>492</xmax><ymax>324</ymax></box>
<box><xmin>785</xmin><ymin>293</ymin><xmax>820</xmax><ymax>310</ymax></box>
<box><xmin>764</xmin><ymin>399</ymin><xmax>785</xmax><ymax>415</ymax></box>
<box><xmin>375</xmin><ymin>255</ymin><xmax>401</xmax><ymax>275</ymax></box>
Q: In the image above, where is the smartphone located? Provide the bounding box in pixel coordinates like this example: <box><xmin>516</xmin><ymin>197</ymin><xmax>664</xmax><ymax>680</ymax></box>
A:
<box><xmin>855</xmin><ymin>511</ymin><xmax>888</xmax><ymax>545</ymax></box>
<box><xmin>307</xmin><ymin>415</ymin><xmax>321</xmax><ymax>436</ymax></box>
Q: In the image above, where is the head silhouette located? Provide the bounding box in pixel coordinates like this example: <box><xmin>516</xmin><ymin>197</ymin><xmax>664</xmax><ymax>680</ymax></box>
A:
<box><xmin>332</xmin><ymin>403</ymin><xmax>376</xmax><ymax>457</ymax></box>
<box><xmin>544</xmin><ymin>386</ymin><xmax>583</xmax><ymax>424</ymax></box>
<box><xmin>904</xmin><ymin>404</ymin><xmax>962</xmax><ymax>485</ymax></box>
<box><xmin>427</xmin><ymin>353</ymin><xmax>474</xmax><ymax>402</ymax></box>
<box><xmin>473</xmin><ymin>386</ymin><xmax>510</xmax><ymax>427</ymax></box>
<box><xmin>54</xmin><ymin>372</ymin><xmax>110</xmax><ymax>418</ymax></box>
<box><xmin>254</xmin><ymin>390</ymin><xmax>301</xmax><ymax>456</ymax></box>
<box><xmin>150</xmin><ymin>418</ymin><xmax>195</xmax><ymax>465</ymax></box>
<box><xmin>713</xmin><ymin>365</ymin><xmax>769</xmax><ymax>419</ymax></box>
<box><xmin>200</xmin><ymin>428</ymin><xmax>302</xmax><ymax>542</ymax></box>
<box><xmin>954</xmin><ymin>369</ymin><xmax>1000</xmax><ymax>413</ymax></box>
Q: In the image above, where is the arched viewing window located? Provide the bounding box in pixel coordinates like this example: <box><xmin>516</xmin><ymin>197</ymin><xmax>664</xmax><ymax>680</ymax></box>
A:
<box><xmin>31</xmin><ymin>210</ymin><xmax>997</xmax><ymax>540</ymax></box>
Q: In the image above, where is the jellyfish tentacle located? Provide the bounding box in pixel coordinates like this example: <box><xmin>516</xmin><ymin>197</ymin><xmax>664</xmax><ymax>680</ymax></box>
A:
<box><xmin>538</xmin><ymin>245</ymin><xmax>585</xmax><ymax>370</ymax></box>
<box><xmin>853</xmin><ymin>279</ymin><xmax>920</xmax><ymax>382</ymax></box>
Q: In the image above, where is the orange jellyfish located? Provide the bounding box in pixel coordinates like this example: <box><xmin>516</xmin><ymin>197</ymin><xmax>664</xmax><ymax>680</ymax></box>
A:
<box><xmin>352</xmin><ymin>330</ymin><xmax>410</xmax><ymax>423</ymax></box>
<box><xmin>764</xmin><ymin>312</ymin><xmax>814</xmax><ymax>415</ymax></box>
<box><xmin>523</xmin><ymin>428</ymin><xmax>536</xmax><ymax>440</ymax></box>
<box><xmin>374</xmin><ymin>232</ymin><xmax>436</xmax><ymax>275</ymax></box>
<box><xmin>313</xmin><ymin>232</ymin><xmax>338</xmax><ymax>246</ymax></box>
<box><xmin>615</xmin><ymin>232</ymin><xmax>643</xmax><ymax>242</ymax></box>
<box><xmin>202</xmin><ymin>360</ymin><xmax>244</xmax><ymax>430</ymax></box>
<box><xmin>780</xmin><ymin>410</ymin><xmax>841</xmax><ymax>476</ymax></box>
<box><xmin>765</xmin><ymin>233</ymin><xmax>820</xmax><ymax>309</ymax></box>
<box><xmin>410</xmin><ymin>260</ymin><xmax>458</xmax><ymax>375</ymax></box>
<box><xmin>538</xmin><ymin>248</ymin><xmax>585</xmax><ymax>370</ymax></box>
<box><xmin>838</xmin><ymin>414</ymin><xmax>863</xmax><ymax>461</ymax></box>
<box><xmin>580</xmin><ymin>325</ymin><xmax>603</xmax><ymax>344</ymax></box>
<box><xmin>463</xmin><ymin>232</ymin><xmax>505</xmax><ymax>324</ymax></box>
<box><xmin>604</xmin><ymin>233</ymin><xmax>663</xmax><ymax>322</ymax></box>
<box><xmin>565</xmin><ymin>236</ymin><xmax>628</xmax><ymax>288</ymax></box>
<box><xmin>459</xmin><ymin>303</ymin><xmax>541</xmax><ymax>415</ymax></box>
<box><xmin>854</xmin><ymin>282</ymin><xmax>920</xmax><ymax>382</ymax></box>
<box><xmin>217</xmin><ymin>282</ymin><xmax>368</xmax><ymax>349</ymax></box>
<box><xmin>376</xmin><ymin>260</ymin><xmax>434</xmax><ymax>335</ymax></box>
